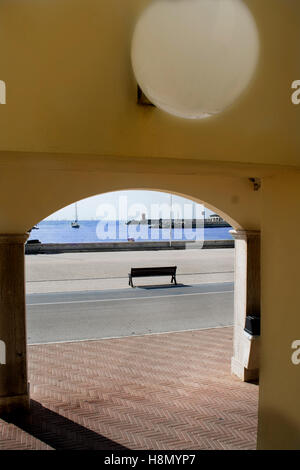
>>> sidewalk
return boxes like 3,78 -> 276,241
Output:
26,248 -> 234,293
0,327 -> 258,450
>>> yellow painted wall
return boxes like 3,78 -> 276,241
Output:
0,0 -> 299,166
0,0 -> 299,449
258,173 -> 300,449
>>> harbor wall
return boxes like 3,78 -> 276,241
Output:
127,219 -> 231,228
25,239 -> 234,254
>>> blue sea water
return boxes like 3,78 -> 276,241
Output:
28,220 -> 233,244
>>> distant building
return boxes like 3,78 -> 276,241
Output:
209,214 -> 223,222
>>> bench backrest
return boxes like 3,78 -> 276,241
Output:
130,266 -> 177,277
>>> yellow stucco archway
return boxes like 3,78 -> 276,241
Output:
28,185 -> 247,232
0,157 -> 260,234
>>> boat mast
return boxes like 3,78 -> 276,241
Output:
169,193 -> 172,248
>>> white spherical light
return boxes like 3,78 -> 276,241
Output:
131,0 -> 259,119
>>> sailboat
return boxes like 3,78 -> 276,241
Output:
71,202 -> 80,228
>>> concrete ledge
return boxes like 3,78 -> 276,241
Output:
231,330 -> 260,382
203,240 -> 234,249
243,331 -> 260,370
0,393 -> 30,416
231,357 -> 259,382
25,239 -> 234,254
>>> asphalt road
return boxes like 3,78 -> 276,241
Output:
26,282 -> 234,344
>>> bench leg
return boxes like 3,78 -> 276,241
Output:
171,275 -> 177,285
129,276 -> 134,288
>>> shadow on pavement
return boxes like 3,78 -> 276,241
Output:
3,400 -> 128,450
136,283 -> 188,290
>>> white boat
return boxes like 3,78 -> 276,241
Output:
71,203 -> 80,228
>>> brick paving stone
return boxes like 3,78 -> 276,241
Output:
0,327 -> 258,450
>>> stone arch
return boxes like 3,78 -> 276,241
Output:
31,186 -> 243,230
0,176 -> 260,415
18,169 -> 261,235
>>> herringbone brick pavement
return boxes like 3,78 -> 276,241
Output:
0,327 -> 258,450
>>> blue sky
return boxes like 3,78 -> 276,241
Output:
45,190 -> 215,221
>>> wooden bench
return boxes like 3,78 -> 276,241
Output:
128,266 -> 177,287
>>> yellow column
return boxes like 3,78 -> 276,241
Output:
0,234 -> 29,414
230,230 -> 260,382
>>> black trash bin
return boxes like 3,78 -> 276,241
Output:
244,315 -> 260,336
